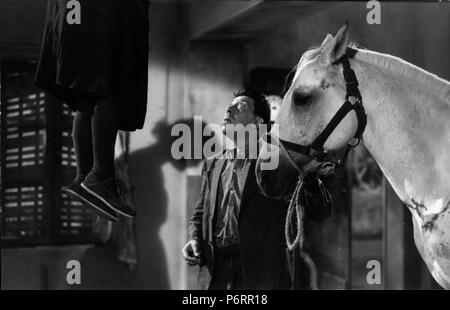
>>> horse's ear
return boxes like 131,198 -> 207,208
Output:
321,23 -> 349,65
321,34 -> 333,47
332,22 -> 349,62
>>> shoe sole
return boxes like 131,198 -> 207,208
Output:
81,183 -> 135,218
65,187 -> 119,222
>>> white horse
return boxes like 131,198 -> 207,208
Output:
256,23 -> 450,289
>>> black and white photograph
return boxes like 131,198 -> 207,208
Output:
0,0 -> 449,296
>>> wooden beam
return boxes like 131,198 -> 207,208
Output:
188,0 -> 262,40
189,1 -> 334,43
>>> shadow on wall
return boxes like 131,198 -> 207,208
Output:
129,118 -> 212,289
75,118 -> 212,289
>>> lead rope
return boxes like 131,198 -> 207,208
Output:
285,163 -> 335,289
285,180 -> 318,289
285,179 -> 305,251
285,163 -> 335,251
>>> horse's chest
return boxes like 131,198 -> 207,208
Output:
409,199 -> 450,252
411,205 -> 450,288
414,204 -> 450,257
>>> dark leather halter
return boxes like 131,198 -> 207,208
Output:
267,54 -> 367,171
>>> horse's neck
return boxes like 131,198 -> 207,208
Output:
351,57 -> 450,209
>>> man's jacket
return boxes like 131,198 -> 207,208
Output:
189,155 -> 333,289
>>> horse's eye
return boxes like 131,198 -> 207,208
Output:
292,91 -> 311,106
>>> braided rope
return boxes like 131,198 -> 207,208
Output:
285,163 -> 336,252
285,163 -> 335,289
285,178 -> 305,251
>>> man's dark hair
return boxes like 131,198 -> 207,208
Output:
234,88 -> 271,125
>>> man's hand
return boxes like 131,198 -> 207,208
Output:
182,240 -> 201,266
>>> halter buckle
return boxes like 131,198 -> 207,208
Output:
349,137 -> 361,148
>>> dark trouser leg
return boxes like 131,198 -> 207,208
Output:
73,101 -> 95,183
208,253 -> 228,290
209,249 -> 245,290
229,255 -> 245,290
91,98 -> 120,181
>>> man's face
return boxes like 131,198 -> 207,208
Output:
222,96 -> 260,131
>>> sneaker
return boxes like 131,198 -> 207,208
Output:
81,173 -> 136,218
64,180 -> 119,222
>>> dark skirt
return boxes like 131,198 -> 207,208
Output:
35,0 -> 150,131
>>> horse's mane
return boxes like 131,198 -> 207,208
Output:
348,45 -> 450,102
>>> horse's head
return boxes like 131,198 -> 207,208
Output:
256,23 -> 361,198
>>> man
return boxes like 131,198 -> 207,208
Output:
182,89 -> 332,290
